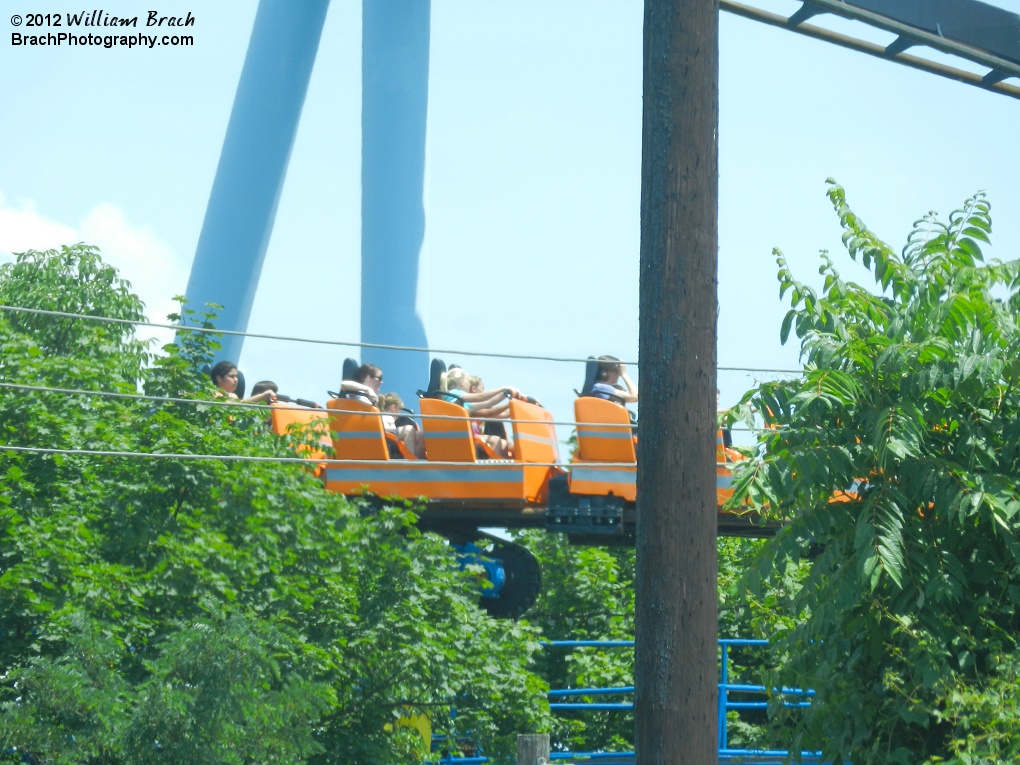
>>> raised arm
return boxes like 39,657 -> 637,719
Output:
456,387 -> 518,405
340,380 -> 379,404
466,397 -> 511,419
239,389 -> 277,405
616,364 -> 638,404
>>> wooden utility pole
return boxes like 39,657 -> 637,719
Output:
516,733 -> 550,765
635,0 -> 719,762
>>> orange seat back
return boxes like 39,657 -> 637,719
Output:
271,404 -> 327,439
326,398 -> 389,461
420,398 -> 476,462
269,404 -> 331,470
574,397 -> 636,463
510,399 -> 560,464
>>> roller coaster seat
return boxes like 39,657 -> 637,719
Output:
508,398 -> 564,504
326,397 -> 390,461
268,403 -> 331,475
508,399 -> 560,464
419,398 -> 478,462
574,397 -> 636,463
570,397 -> 637,502
419,397 -> 516,461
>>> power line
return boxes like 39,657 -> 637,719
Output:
0,381 -> 271,411
719,366 -> 800,375
0,304 -> 627,365
0,381 -> 638,429
0,381 -> 760,432
0,304 -> 804,375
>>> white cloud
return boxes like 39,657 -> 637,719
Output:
0,192 -> 78,256
0,191 -> 187,348
79,202 -> 187,329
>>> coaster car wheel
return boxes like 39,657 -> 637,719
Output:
478,539 -> 541,620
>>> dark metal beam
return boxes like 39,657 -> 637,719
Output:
840,0 -> 1020,67
795,0 -> 1020,77
721,0 -> 1020,101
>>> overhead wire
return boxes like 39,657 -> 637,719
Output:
0,380 -> 760,432
0,302 -> 775,441
0,380 -> 631,429
0,303 -> 804,375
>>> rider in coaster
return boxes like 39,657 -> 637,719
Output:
210,361 -> 277,404
339,363 -> 382,406
590,355 -> 638,405
441,367 -> 524,458
378,392 -> 425,458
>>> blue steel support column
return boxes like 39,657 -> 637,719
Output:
185,0 -> 330,363
361,0 -> 431,403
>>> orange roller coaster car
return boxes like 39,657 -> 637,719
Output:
268,359 -> 771,545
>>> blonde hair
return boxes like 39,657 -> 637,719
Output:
443,367 -> 469,392
467,375 -> 483,392
378,392 -> 404,411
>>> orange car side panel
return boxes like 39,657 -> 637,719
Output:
569,464 -> 637,502
323,461 -> 551,503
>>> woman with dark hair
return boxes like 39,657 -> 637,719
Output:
210,361 -> 277,404
591,355 -> 638,404
339,363 -> 383,405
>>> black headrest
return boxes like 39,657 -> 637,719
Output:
342,357 -> 359,381
580,356 -> 599,397
418,358 -> 447,399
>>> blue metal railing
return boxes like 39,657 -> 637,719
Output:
546,639 -> 823,764
717,638 -> 820,762
436,638 -> 826,764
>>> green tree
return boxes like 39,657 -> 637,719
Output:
0,245 -> 549,764
0,244 -> 149,380
729,183 -> 1020,764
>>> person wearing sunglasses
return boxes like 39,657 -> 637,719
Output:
339,363 -> 383,406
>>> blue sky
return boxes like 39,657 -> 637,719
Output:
2,0 -> 1018,442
